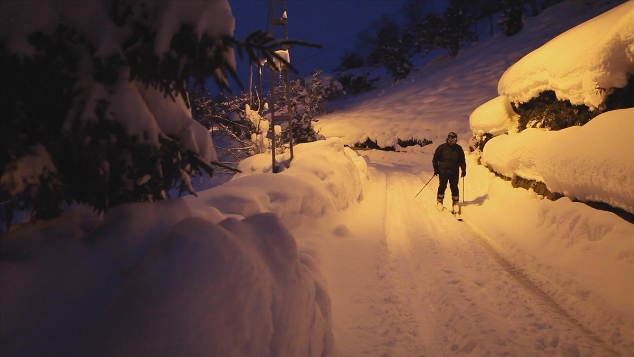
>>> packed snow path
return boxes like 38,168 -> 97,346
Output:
318,156 -> 621,357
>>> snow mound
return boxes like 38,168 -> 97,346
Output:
1,138 -> 367,356
90,214 -> 332,357
482,108 -> 634,213
469,95 -> 519,137
498,1 -> 634,109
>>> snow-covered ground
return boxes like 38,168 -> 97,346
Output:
319,144 -> 633,357
1,1 -> 633,357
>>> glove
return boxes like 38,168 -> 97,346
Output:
461,170 -> 466,177
434,168 -> 440,176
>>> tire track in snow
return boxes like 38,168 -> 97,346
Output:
383,170 -> 507,356
383,170 -> 450,357
380,167 -> 620,357
460,219 -> 623,357
323,166 -> 429,357
363,168 -> 429,357
382,171 -> 438,357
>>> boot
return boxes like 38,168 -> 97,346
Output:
436,194 -> 444,211
451,196 -> 460,214
452,196 -> 460,215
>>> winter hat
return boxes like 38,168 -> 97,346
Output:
447,132 -> 457,139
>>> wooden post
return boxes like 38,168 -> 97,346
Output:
268,0 -> 293,173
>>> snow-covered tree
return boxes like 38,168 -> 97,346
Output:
189,89 -> 254,136
0,0 -> 298,219
276,70 -> 341,144
188,87 -> 263,166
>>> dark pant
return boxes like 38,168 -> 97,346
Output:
437,171 -> 459,203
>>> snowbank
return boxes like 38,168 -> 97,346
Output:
481,108 -> 634,213
1,138 -> 364,357
469,95 -> 519,137
463,155 -> 634,349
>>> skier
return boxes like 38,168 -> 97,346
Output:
432,132 -> 466,215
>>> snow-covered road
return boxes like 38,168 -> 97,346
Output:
312,153 -> 621,357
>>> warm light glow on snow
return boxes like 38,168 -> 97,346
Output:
1,1 -> 633,357
498,1 -> 634,109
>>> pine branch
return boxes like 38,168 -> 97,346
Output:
232,30 -> 322,74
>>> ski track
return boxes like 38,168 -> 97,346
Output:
326,163 -> 621,357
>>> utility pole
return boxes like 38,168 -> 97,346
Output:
268,0 -> 293,173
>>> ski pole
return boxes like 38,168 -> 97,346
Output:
462,176 -> 465,203
415,175 -> 436,198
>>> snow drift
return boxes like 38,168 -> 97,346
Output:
1,138 -> 365,357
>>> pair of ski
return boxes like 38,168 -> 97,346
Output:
437,202 -> 462,221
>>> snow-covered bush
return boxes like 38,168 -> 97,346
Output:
0,137 -> 360,356
469,95 -> 519,151
471,1 -> 634,147
277,70 -> 342,144
513,75 -> 634,131
514,90 -> 596,130
189,89 -> 256,140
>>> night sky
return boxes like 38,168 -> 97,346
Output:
230,0 -> 395,76
227,0 -> 447,90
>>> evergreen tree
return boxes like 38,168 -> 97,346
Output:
402,3 -> 475,59
401,0 -> 436,55
479,0 -> 505,36
540,0 -> 565,10
367,16 -> 413,81
335,72 -> 379,95
442,5 -> 476,57
500,0 -> 526,36
334,51 -> 365,72
0,1 -> 307,220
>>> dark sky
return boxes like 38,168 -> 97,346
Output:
230,0 -> 399,77
226,0 -> 448,92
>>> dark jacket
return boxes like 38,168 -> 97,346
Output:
432,142 -> 466,175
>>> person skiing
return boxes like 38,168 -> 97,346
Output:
432,132 -> 466,215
